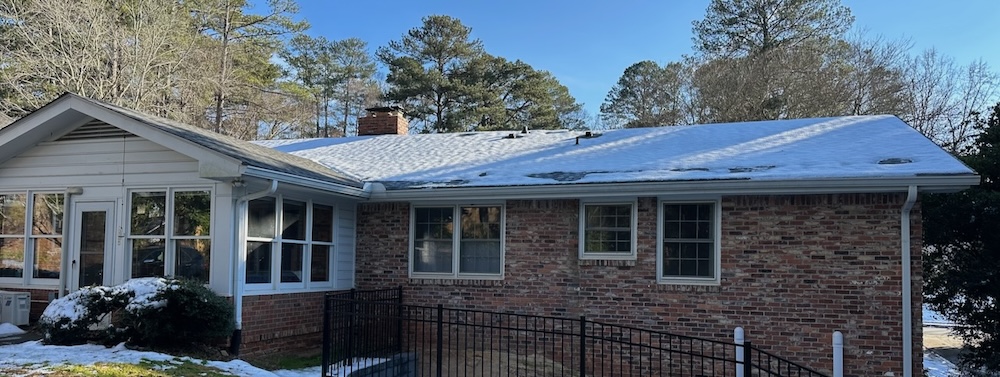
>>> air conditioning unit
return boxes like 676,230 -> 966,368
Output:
0,291 -> 30,326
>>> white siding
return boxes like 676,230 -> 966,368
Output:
335,202 -> 356,290
0,138 -> 202,188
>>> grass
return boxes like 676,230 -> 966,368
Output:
1,358 -> 238,377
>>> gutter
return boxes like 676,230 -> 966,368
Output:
901,185 -> 917,377
369,175 -> 979,202
243,166 -> 367,199
230,179 -> 277,356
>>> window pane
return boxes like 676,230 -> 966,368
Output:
584,204 -> 631,254
0,194 -> 26,235
132,239 -> 165,278
662,202 -> 716,279
174,191 -> 211,236
246,241 -> 271,283
414,207 -> 454,274
414,240 -> 452,273
415,208 -> 452,239
461,207 -> 501,239
33,238 -> 61,279
282,200 -> 306,240
312,204 -> 333,242
459,240 -> 500,274
32,194 -> 63,235
311,245 -> 330,282
131,192 -> 166,236
281,243 -> 303,282
248,198 -> 276,238
175,239 -> 209,282
0,238 -> 24,277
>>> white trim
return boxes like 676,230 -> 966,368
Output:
578,200 -> 638,260
244,166 -> 366,199
409,204 -> 506,280
656,198 -> 722,285
370,176 -> 977,202
901,185 -> 917,377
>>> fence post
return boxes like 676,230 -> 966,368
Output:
833,331 -> 844,377
734,327 -> 744,377
346,288 -> 356,367
743,341 -> 753,377
396,286 -> 404,353
322,294 -> 332,377
579,316 -> 587,377
435,304 -> 444,377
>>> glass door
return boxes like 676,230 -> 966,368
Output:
71,201 -> 115,290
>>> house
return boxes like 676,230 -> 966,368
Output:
0,93 -> 977,376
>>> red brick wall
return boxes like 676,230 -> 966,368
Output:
239,291 -> 336,357
355,194 -> 923,377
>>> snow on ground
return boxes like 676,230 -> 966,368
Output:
0,323 -> 25,338
0,339 -> 383,377
924,351 -> 961,377
0,340 -> 334,377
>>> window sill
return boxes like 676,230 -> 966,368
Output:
408,278 -> 505,287
655,282 -> 722,293
578,259 -> 636,267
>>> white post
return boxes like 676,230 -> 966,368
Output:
833,331 -> 844,377
734,327 -> 745,377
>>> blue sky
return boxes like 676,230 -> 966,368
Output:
287,0 -> 1000,116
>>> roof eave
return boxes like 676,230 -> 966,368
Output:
243,166 -> 369,199
367,175 -> 980,202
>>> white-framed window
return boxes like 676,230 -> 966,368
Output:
657,200 -> 721,285
128,189 -> 212,283
410,204 -> 504,279
0,192 -> 64,285
579,201 -> 637,260
245,196 -> 334,290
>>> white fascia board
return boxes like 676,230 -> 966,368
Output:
243,166 -> 369,199
0,100 -> 81,163
66,97 -> 243,178
368,175 -> 980,202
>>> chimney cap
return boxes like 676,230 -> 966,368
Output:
365,105 -> 404,113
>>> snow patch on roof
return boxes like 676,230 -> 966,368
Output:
254,115 -> 974,190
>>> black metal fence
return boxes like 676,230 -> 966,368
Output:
321,287 -> 829,377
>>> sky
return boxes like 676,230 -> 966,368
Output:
278,1 -> 1000,117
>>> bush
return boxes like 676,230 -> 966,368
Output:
39,278 -> 234,348
121,279 -> 235,347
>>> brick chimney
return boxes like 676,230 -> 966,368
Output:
357,106 -> 408,136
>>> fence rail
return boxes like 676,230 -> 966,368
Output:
321,287 -> 829,377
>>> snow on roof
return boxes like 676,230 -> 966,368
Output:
254,115 -> 974,190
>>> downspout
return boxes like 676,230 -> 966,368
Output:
901,185 -> 917,377
230,179 -> 277,356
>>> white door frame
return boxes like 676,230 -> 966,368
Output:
68,201 -> 117,291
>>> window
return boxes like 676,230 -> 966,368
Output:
245,197 -> 334,288
0,194 -> 27,278
31,194 -> 64,279
0,192 -> 64,282
411,205 -> 503,278
128,189 -> 211,283
579,202 -> 636,260
658,201 -> 720,284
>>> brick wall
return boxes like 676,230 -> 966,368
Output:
239,291 -> 334,357
357,112 -> 408,136
355,194 -> 923,377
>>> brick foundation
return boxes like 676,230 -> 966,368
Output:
355,194 -> 923,377
239,291 -> 338,357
